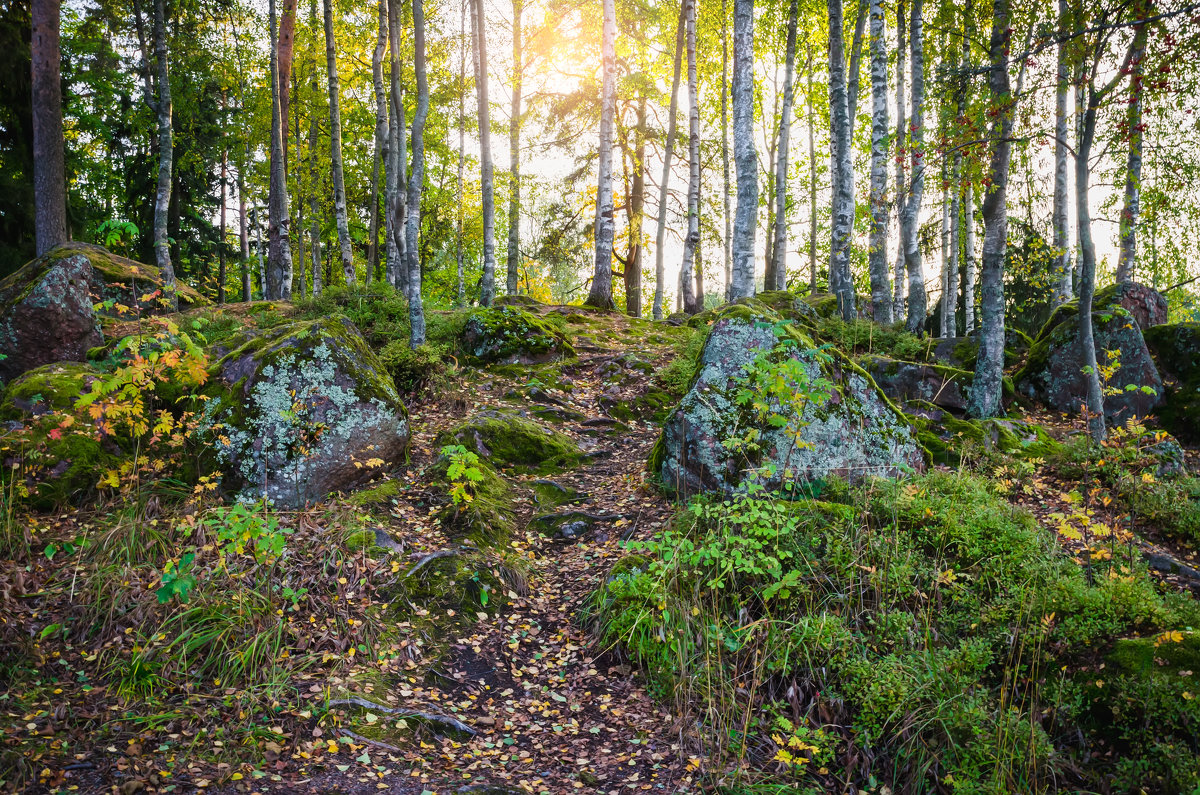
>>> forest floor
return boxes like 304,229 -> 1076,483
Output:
7,303 -> 1200,795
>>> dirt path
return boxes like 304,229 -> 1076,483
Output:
257,320 -> 696,794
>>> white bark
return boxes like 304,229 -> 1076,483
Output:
1052,0 -> 1071,304
268,0 -> 293,299
827,0 -> 856,319
901,0 -> 926,332
867,0 -> 891,323
729,0 -> 757,300
721,0 -> 731,301
323,0 -> 354,285
680,0 -> 701,312
585,0 -> 617,309
471,0 -> 497,306
769,0 -> 799,293
406,0 -> 428,345
507,0 -> 522,296
891,0 -> 906,320
652,3 -> 685,319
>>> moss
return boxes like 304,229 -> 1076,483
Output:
913,412 -> 1060,466
1109,632 -> 1200,678
427,454 -> 518,542
348,479 -> 401,507
435,409 -> 582,474
493,294 -> 543,308
342,529 -> 382,552
530,479 -> 581,509
0,362 -> 101,420
462,306 -> 574,365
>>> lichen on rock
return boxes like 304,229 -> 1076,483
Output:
201,315 -> 409,509
653,311 -> 926,497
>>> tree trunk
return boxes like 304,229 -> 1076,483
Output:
846,0 -> 868,136
293,80 -> 306,298
901,0 -> 926,332
585,0 -> 618,310
1077,99 -> 1105,439
239,153 -> 252,300
369,0 -> 389,282
680,0 -> 702,313
966,0 -> 1012,420
769,0 -> 799,293
471,0 -> 497,306
1116,10 -> 1148,284
721,0 -> 732,301
268,0 -> 294,300
891,0 -> 906,320
653,2 -> 686,319
219,137 -> 227,303
807,42 -> 818,294
406,0 -> 429,345
307,0 -> 323,297
729,0 -> 757,300
507,0 -> 523,296
963,183 -> 976,332
31,0 -> 67,255
456,0 -> 467,305
386,0 -> 406,292
147,0 -> 176,306
627,96 -> 646,317
940,175 -> 953,336
323,0 -> 354,285
861,0 -> 890,323
277,0 -> 299,165
827,0 -> 856,319
1052,0 -> 1071,304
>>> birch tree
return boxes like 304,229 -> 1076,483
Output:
729,0 -> 757,300
386,0 -> 406,292
472,0 -> 497,306
307,0 -> 323,297
680,0 -> 701,314
267,0 -> 293,299
900,0 -> 926,332
1052,0 -> 1072,303
323,0 -> 354,285
1116,3 -> 1150,284
585,0 -> 618,309
369,0 -> 390,280
721,0 -> 732,300
892,0 -> 907,319
768,0 -> 799,293
134,0 -> 177,305
652,3 -> 685,319
456,0 -> 467,305
867,0 -> 891,322
508,0 -> 523,296
406,0 -> 429,345
827,0 -> 856,319
966,0 -> 1013,420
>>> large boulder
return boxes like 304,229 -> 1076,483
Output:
1096,281 -> 1168,331
1016,295 -> 1163,425
651,308 -> 926,496
201,315 -> 409,508
0,243 -> 207,382
434,408 -> 582,474
862,356 -> 972,412
461,305 -> 574,365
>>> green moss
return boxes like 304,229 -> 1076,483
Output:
348,479 -> 401,507
0,362 -> 100,420
1109,632 -> 1200,678
435,410 -> 581,474
462,306 -> 574,364
426,453 -> 518,542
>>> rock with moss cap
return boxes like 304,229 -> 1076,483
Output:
652,309 -> 926,497
0,361 -> 120,506
1016,294 -> 1162,425
201,315 -> 409,508
0,243 -> 209,382
435,408 -> 582,474
861,355 -> 973,412
1143,322 -> 1200,440
461,305 -> 573,365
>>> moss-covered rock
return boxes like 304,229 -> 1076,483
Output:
653,310 -> 926,496
1094,281 -> 1168,331
461,306 -> 573,365
200,315 -> 410,508
434,409 -> 581,474
427,453 -> 517,541
800,291 -> 872,320
1144,322 -> 1200,440
911,409 -> 1061,465
861,355 -> 973,412
1016,297 -> 1162,425
0,362 -> 120,506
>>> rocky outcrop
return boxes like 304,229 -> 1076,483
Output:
201,315 -> 409,508
1016,296 -> 1163,425
862,356 -> 972,412
0,243 -> 207,382
435,408 -> 581,474
1096,281 -> 1168,331
461,306 -> 574,365
652,308 -> 926,497
1144,322 -> 1200,440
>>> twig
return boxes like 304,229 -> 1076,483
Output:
403,550 -> 459,580
327,697 -> 477,736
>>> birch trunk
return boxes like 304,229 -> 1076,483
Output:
293,83 -> 305,298
456,0 -> 466,305
721,0 -> 732,301
866,0 -> 891,322
652,2 -> 685,319
387,0 -> 406,293
585,0 -> 618,309
1077,97 -> 1105,439
769,0 -> 799,293
680,0 -> 702,313
471,0 -> 497,306
846,0 -> 868,137
627,97 -> 646,317
966,0 -> 1012,420
1116,11 -> 1148,284
268,0 -> 294,299
507,0 -> 522,296
369,0 -> 389,281
31,0 -> 67,254
827,0 -> 856,319
1052,0 -> 1071,303
323,0 -> 354,285
729,0 -> 757,300
901,0 -> 926,333
218,138 -> 227,303
807,43 -> 818,294
939,176 -> 952,336
148,0 -> 177,305
406,0 -> 429,345
277,0 -> 298,164
239,153 -> 252,300
963,183 -> 976,333
308,0 -> 323,297
891,0 -> 906,319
